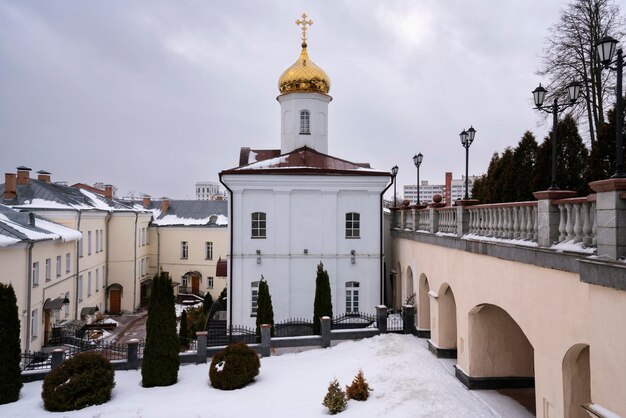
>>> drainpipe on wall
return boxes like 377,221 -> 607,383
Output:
74,210 -> 82,319
25,241 -> 34,352
104,212 -> 112,312
218,173 -> 233,329
133,212 -> 138,311
379,176 -> 394,306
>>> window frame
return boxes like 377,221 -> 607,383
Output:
205,241 -> 214,260
180,241 -> 189,259
207,276 -> 214,289
251,281 -> 260,317
66,253 -> 71,273
251,212 -> 267,239
299,110 -> 311,135
45,258 -> 51,282
32,261 -> 39,287
88,230 -> 92,255
345,281 -> 360,313
345,212 -> 361,239
31,309 -> 38,339
56,255 -> 62,278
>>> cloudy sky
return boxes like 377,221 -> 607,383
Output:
0,1 -> 567,199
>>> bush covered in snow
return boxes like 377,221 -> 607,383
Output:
346,369 -> 372,401
209,343 -> 260,390
322,378 -> 347,414
42,352 -> 115,412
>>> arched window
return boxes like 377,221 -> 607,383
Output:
251,281 -> 260,316
345,212 -> 360,238
251,212 -> 267,238
300,110 -> 310,134
345,281 -> 360,313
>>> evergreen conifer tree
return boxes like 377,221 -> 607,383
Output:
255,276 -> 275,338
202,292 -> 213,314
0,283 -> 22,404
142,271 -> 180,387
313,262 -> 333,335
513,132 -> 538,201
179,309 -> 189,350
588,98 -> 625,182
497,147 -> 516,202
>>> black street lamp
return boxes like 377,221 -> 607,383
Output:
391,165 -> 399,207
412,153 -> 423,204
459,127 -> 476,200
532,80 -> 582,189
596,35 -> 625,178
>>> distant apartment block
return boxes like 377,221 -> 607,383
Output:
403,172 -> 477,205
195,181 -> 225,200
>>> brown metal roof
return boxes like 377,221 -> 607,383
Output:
238,148 -> 282,167
223,146 -> 389,176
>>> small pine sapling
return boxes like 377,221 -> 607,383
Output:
346,369 -> 372,401
179,309 -> 189,351
322,378 -> 347,414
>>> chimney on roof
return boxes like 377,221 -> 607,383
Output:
4,173 -> 17,199
16,166 -> 31,185
445,172 -> 452,207
104,185 -> 113,199
161,198 -> 170,213
142,195 -> 151,208
37,170 -> 51,183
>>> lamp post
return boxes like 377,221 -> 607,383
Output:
391,165 -> 399,207
459,127 -> 476,200
532,80 -> 582,189
412,153 -> 423,204
596,36 -> 625,178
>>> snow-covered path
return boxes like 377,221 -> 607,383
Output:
1,334 -> 530,417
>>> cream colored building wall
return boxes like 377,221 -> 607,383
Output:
107,212 -> 151,312
74,212 -> 107,318
0,243 -> 29,351
152,226 -> 228,300
392,238 -> 626,418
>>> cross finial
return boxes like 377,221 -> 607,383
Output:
295,13 -> 313,43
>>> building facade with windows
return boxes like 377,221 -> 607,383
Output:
195,181 -> 225,200
403,173 -> 478,205
220,24 -> 390,328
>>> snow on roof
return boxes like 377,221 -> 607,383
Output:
152,213 -> 228,226
0,207 -> 82,247
13,198 -> 90,210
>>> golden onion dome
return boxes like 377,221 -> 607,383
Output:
278,41 -> 331,95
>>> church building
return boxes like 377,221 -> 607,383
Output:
220,15 -> 391,328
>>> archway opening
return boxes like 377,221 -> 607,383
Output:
405,266 -> 414,305
429,283 -> 457,359
464,304 -> 535,414
562,344 -> 590,418
417,274 -> 430,337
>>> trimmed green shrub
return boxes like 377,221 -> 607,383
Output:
255,276 -> 274,338
202,292 -> 214,314
179,309 -> 189,350
323,378 -> 347,414
313,262 -> 333,335
209,343 -> 260,390
142,271 -> 180,387
187,306 -> 207,340
346,369 -> 372,401
42,352 -> 115,412
0,283 -> 22,404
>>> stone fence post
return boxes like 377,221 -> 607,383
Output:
590,179 -> 626,259
402,305 -> 416,335
533,190 -> 576,248
455,199 -> 479,237
260,324 -> 271,357
196,332 -> 208,364
376,305 -> 388,334
127,339 -> 139,370
51,348 -> 65,370
321,316 -> 331,348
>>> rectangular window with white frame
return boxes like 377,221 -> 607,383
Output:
251,281 -> 259,316
101,229 -> 104,252
102,266 -> 106,288
45,258 -> 51,282
32,262 -> 39,287
207,276 -> 214,289
96,269 -> 99,292
181,241 -> 188,259
345,212 -> 360,238
56,255 -> 62,278
251,212 -> 266,238
181,275 -> 188,289
78,275 -> 83,302
88,230 -> 92,255
95,230 -> 99,253
88,271 -> 92,297
205,242 -> 213,260
31,309 -> 38,339
345,281 -> 360,313
66,253 -> 71,273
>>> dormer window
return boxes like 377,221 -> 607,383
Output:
300,110 -> 310,134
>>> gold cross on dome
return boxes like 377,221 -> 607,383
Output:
295,13 -> 313,42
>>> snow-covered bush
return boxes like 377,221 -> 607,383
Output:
209,343 -> 260,390
346,369 -> 372,401
322,378 -> 347,414
42,352 -> 115,412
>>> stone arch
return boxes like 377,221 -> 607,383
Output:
562,344 -> 590,418
417,273 -> 430,330
405,266 -> 414,305
437,282 -> 457,351
465,303 -> 534,389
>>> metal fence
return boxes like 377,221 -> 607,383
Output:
332,312 -> 377,330
206,325 -> 257,347
274,318 -> 314,337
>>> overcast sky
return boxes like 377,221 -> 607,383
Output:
0,1 -> 568,199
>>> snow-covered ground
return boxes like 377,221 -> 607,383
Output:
1,334 -> 531,417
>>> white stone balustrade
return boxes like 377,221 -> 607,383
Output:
417,209 -> 430,231
466,202 -> 538,242
437,208 -> 457,234
553,197 -> 596,246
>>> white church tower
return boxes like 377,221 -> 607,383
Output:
220,14 -> 391,329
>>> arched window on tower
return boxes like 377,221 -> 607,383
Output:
300,110 -> 310,134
